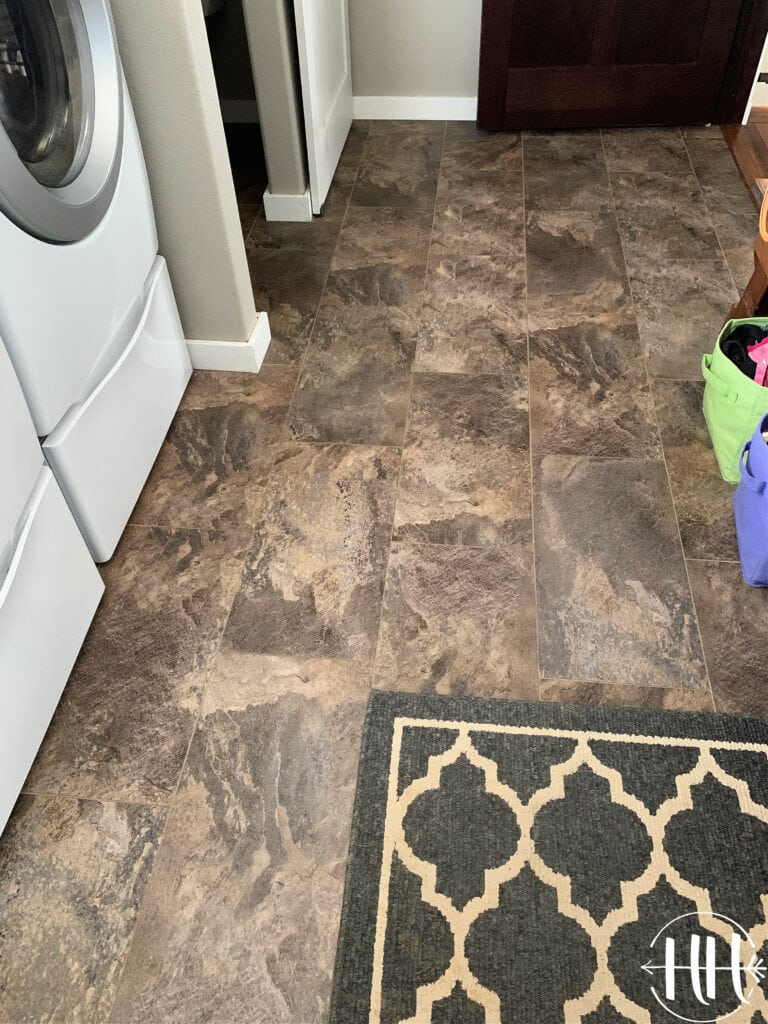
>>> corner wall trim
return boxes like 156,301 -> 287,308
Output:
262,186 -> 313,222
352,96 -> 478,120
186,312 -> 271,372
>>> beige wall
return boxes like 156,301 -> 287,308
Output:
348,0 -> 482,97
111,0 -> 256,344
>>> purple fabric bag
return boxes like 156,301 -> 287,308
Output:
733,411 -> 768,587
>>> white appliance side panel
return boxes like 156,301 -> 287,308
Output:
0,90 -> 157,435
44,257 -> 192,563
0,341 -> 42,544
0,468 -> 103,834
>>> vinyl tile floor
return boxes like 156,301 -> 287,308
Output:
1,123 -> 766,1024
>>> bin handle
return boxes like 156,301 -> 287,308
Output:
701,354 -> 739,403
739,441 -> 766,494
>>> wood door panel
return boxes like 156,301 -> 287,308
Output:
478,0 -> 764,129
508,0 -> 598,68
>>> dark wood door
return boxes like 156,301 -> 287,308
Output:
478,0 -> 765,129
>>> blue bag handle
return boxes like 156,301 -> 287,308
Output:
739,441 -> 767,494
701,355 -> 739,403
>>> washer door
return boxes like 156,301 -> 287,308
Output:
0,0 -> 122,243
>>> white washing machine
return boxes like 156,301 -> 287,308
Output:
0,0 -> 191,561
0,337 -> 103,833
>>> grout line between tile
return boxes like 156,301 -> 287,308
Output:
369,121 -> 447,680
601,127 -> 716,709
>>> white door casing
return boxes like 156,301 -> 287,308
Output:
293,0 -> 353,215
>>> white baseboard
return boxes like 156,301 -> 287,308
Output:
352,95 -> 478,121
262,186 -> 313,222
186,312 -> 271,372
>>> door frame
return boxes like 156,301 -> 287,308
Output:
716,0 -> 768,122
478,0 -> 768,129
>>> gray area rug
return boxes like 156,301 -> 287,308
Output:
330,692 -> 768,1024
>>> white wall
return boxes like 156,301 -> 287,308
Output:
348,0 -> 482,100
111,0 -> 257,346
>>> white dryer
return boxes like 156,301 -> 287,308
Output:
0,337 -> 103,833
0,0 -> 191,561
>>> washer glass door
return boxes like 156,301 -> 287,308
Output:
0,0 -> 88,188
0,0 -> 122,243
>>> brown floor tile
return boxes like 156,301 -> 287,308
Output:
374,540 -> 538,697
0,796 -> 164,1024
443,122 -> 522,172
611,171 -> 722,261
685,138 -> 757,286
323,209 -> 430,308
109,663 -> 367,1024
133,367 -> 297,529
351,127 -> 441,209
406,369 -> 529,448
540,677 -> 715,712
221,443 -> 399,660
416,252 -> 527,374
652,379 -> 738,561
524,132 -> 611,211
25,525 -> 250,803
338,120 -> 370,168
534,455 -> 707,689
687,560 -> 768,717
394,368 -> 531,547
529,320 -> 661,458
626,258 -> 737,379
601,127 -> 690,175
287,304 -> 417,445
333,205 -> 432,265
246,179 -> 351,254
431,162 -> 525,260
526,210 -> 632,327
250,250 -> 331,364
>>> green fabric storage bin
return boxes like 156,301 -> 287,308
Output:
703,317 -> 768,484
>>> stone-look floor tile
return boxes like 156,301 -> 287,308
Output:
601,127 -> 689,175
395,367 -> 530,546
351,127 -> 441,209
221,444 -> 399,660
416,253 -> 527,374
246,179 -> 350,254
0,795 -> 164,1024
394,444 -> 531,548
611,171 -> 722,261
534,455 -> 707,689
442,122 -> 522,172
652,379 -> 738,561
132,367 -> 297,529
406,370 -> 529,448
250,250 -> 331,364
525,210 -> 633,327
685,137 -> 757,286
25,525 -> 250,803
431,161 -> 525,260
323,207 -> 431,309
374,540 -> 538,697
681,126 -> 724,140
540,678 -> 715,712
529,321 -> 661,459
368,119 -> 444,138
337,119 -> 370,168
627,258 -> 737,379
333,206 -> 433,264
110,664 -> 368,1024
687,560 -> 768,717
239,204 -> 259,238
524,132 -> 611,211
287,305 -> 417,445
